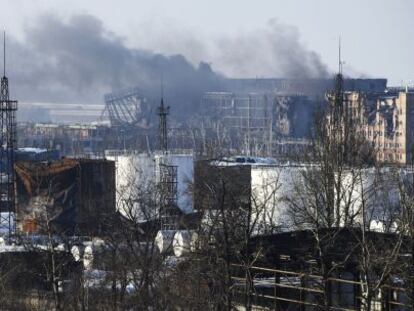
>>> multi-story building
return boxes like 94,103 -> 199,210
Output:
18,123 -> 116,156
343,90 -> 414,164
202,92 -> 315,156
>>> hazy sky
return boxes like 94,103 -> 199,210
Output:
0,0 -> 413,86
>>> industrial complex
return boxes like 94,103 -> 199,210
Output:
0,35 -> 414,310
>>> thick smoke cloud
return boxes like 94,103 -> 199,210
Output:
131,18 -> 329,79
7,14 -> 329,119
213,19 -> 329,78
9,14 -> 222,117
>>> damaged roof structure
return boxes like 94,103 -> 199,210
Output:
15,158 -> 116,236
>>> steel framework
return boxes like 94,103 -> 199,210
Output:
104,87 -> 149,128
202,92 -> 273,156
158,163 -> 178,230
0,42 -> 17,235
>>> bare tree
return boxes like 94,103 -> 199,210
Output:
284,72 -> 380,310
174,159 -> 285,310
79,158 -> 175,311
395,167 -> 414,310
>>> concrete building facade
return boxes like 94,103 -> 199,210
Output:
344,91 -> 414,164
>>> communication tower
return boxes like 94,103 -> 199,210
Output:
0,32 -> 17,235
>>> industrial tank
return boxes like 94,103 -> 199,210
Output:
79,239 -> 105,270
70,245 -> 85,262
173,230 -> 198,257
155,230 -> 176,254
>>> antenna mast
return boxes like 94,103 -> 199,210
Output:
334,36 -> 344,105
339,36 -> 342,75
0,31 -> 18,236
157,78 -> 169,153
3,30 -> 5,77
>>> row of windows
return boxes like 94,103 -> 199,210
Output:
377,120 -> 403,125
363,131 -> 403,138
378,153 -> 404,160
377,143 -> 401,148
365,131 -> 384,136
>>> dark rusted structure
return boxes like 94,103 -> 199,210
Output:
193,160 -> 252,212
231,229 -> 413,310
14,158 -> 116,235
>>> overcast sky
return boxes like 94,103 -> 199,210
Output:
0,0 -> 413,95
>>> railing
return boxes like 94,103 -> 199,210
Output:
230,264 -> 412,311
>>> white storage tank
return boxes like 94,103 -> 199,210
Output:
173,230 -> 198,257
155,230 -> 176,254
105,152 -> 156,219
70,245 -> 85,262
83,244 -> 94,270
82,239 -> 105,270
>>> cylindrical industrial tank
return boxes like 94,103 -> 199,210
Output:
82,239 -> 105,270
155,230 -> 176,254
70,245 -> 85,262
83,243 -> 94,270
173,230 -> 198,257
370,220 -> 384,232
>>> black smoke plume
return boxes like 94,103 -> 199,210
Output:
7,14 -> 329,121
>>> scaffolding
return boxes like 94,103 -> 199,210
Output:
158,163 -> 178,230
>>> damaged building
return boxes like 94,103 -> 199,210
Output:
203,92 -> 314,138
18,123 -> 116,156
223,78 -> 387,96
15,158 -> 116,235
341,90 -> 414,164
202,92 -> 315,156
